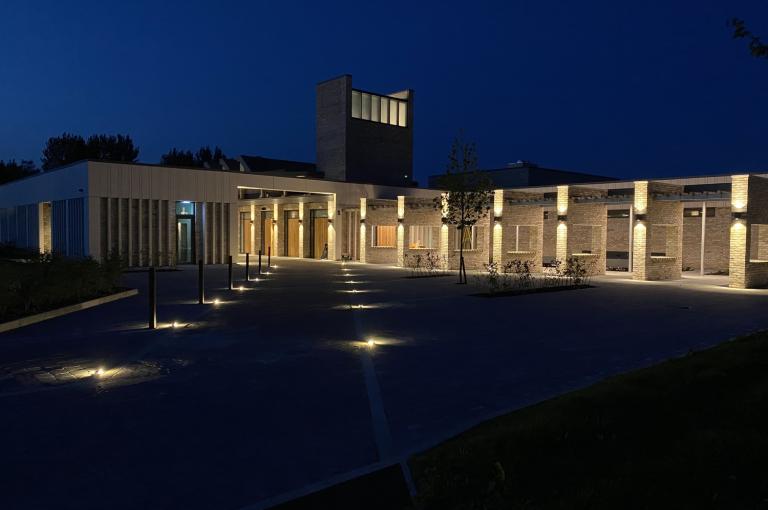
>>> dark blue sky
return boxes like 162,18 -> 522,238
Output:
1,0 -> 767,184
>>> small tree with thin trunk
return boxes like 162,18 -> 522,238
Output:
433,136 -> 493,284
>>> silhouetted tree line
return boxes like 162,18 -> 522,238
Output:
2,133 -> 230,185
41,133 -> 139,170
0,160 -> 37,185
160,146 -> 227,168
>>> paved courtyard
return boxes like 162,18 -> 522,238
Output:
2,259 -> 768,509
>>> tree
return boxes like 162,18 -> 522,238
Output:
0,159 -> 37,185
41,133 -> 88,170
194,146 -> 226,168
41,132 -> 139,170
729,18 -> 768,59
160,146 -> 226,168
86,134 -> 139,162
160,148 -> 195,166
433,135 -> 493,284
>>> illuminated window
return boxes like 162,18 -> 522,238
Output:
371,225 -> 396,247
351,90 -> 362,118
454,226 -> 477,250
683,207 -> 715,218
350,89 -> 407,128
176,201 -> 194,216
408,225 -> 437,249
371,96 -> 380,122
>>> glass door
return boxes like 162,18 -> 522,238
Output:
177,218 -> 194,264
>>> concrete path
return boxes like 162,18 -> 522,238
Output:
1,259 -> 767,509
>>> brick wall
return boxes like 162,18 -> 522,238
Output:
500,203 -> 543,271
567,202 -> 608,274
402,198 -> 444,267
681,206 -> 730,273
365,199 -> 398,265
543,210 -> 556,262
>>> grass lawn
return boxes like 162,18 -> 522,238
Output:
410,331 -> 768,509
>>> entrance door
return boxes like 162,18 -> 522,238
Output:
262,214 -> 273,257
311,209 -> 329,259
285,211 -> 300,257
177,218 -> 194,264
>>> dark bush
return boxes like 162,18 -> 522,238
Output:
0,251 -> 123,321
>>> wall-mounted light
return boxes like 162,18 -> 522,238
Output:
360,218 -> 365,224
328,218 -> 333,224
557,214 -> 568,222
732,211 -> 747,221
272,219 -> 277,224
397,218 -> 404,223
634,213 -> 647,222
441,217 -> 450,224
493,215 -> 502,223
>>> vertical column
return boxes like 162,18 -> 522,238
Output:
359,198 -> 367,263
628,205 -> 634,273
250,203 -> 257,255
729,175 -> 749,288
168,201 -> 175,266
138,199 -> 144,267
555,185 -> 569,261
195,202 -> 204,264
492,189 -> 504,263
632,181 -> 649,280
327,195 -> 337,260
221,202 -> 228,263
211,202 -> 218,264
273,203 -> 280,256
298,202 -> 305,258
440,193 -> 449,269
396,196 -> 405,267
700,201 -> 707,276
148,200 -> 155,266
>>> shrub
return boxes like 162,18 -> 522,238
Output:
0,252 -> 123,321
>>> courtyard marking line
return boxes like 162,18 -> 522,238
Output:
348,266 -> 418,497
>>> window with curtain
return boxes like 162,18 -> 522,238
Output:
454,226 -> 477,250
408,225 -> 437,249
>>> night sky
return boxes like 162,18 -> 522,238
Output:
1,0 -> 767,185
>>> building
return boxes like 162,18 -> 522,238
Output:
1,76 -> 768,289
317,75 -> 414,187
428,161 -> 613,189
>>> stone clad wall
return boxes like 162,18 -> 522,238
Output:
568,201 -> 608,274
402,198 -> 444,268
447,219 -> 490,270
681,206 -> 730,273
501,203 -> 543,271
365,199 -> 398,265
646,189 -> 683,281
542,211 -> 557,262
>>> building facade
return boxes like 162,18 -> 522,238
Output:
1,76 -> 767,289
